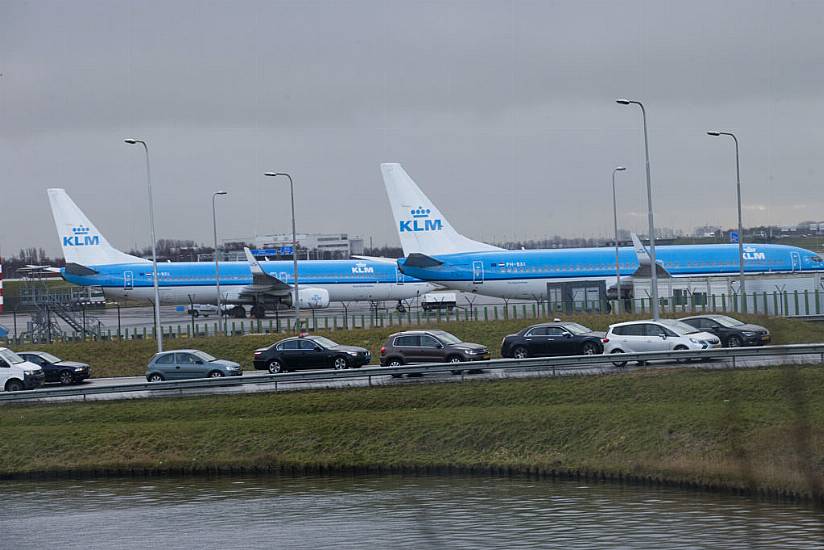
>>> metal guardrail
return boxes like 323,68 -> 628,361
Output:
1,343 -> 823,404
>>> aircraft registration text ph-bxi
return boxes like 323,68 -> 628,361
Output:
49,163 -> 824,312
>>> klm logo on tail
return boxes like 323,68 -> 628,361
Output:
63,226 -> 100,247
400,207 -> 443,233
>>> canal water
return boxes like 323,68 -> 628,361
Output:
2,475 -> 822,549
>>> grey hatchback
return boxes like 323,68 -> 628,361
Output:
146,349 -> 242,381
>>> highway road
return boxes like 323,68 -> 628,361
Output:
9,347 -> 823,404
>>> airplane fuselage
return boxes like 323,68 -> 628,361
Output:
398,243 -> 824,299
62,259 -> 436,305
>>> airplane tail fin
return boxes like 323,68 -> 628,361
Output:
48,188 -> 149,266
380,163 -> 501,256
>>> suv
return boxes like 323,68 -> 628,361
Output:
0,347 -> 45,391
679,314 -> 770,347
603,319 -> 720,367
380,330 -> 489,371
501,321 -> 604,358
253,336 -> 371,373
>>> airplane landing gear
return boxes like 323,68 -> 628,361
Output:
230,305 -> 247,319
250,304 -> 266,319
395,301 -> 407,313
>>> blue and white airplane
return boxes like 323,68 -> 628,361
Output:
48,188 -> 436,316
380,163 -> 824,300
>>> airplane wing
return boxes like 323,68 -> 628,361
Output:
351,255 -> 398,265
629,233 -> 672,278
239,247 -> 293,296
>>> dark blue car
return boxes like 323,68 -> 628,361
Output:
18,351 -> 91,385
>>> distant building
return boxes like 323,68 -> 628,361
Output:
218,233 -> 364,260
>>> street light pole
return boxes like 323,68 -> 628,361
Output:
212,191 -> 228,334
612,166 -> 627,314
617,99 -> 659,320
708,131 -> 745,311
124,138 -> 163,352
264,172 -> 300,331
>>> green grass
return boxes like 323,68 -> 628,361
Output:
9,314 -> 824,379
1,366 -> 823,498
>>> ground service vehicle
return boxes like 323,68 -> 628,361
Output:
0,347 -> 45,391
146,350 -> 242,381
603,319 -> 720,367
679,315 -> 770,347
421,292 -> 458,311
18,351 -> 91,385
500,322 -> 604,359
380,330 -> 489,373
253,336 -> 371,373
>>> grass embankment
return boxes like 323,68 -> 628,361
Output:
1,366 -> 823,499
10,314 -> 824,379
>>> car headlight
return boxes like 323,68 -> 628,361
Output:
741,331 -> 755,336
346,351 -> 359,356
23,370 -> 34,376
689,338 -> 700,344
74,367 -> 85,371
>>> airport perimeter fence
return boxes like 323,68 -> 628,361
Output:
2,288 -> 824,346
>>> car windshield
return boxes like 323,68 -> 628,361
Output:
0,349 -> 25,365
561,322 -> 592,335
192,351 -> 217,362
711,315 -> 744,328
309,336 -> 339,349
36,352 -> 62,363
429,331 -> 462,345
657,319 -> 701,335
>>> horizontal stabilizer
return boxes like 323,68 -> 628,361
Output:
403,253 -> 444,268
63,263 -> 99,276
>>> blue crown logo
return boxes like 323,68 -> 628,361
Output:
72,226 -> 90,235
410,207 -> 430,219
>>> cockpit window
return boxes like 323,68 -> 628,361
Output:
810,255 -> 823,263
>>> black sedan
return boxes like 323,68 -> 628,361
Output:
500,322 -> 604,359
679,314 -> 771,347
253,335 -> 371,373
17,351 -> 91,385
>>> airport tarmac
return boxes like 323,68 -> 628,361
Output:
0,292 -> 537,338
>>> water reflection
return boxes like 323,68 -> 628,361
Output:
2,475 -> 822,549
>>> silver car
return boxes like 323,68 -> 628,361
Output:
146,349 -> 242,382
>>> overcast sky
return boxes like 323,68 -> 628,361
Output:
2,0 -> 824,257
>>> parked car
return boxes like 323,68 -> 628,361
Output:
379,330 -> 489,373
678,314 -> 771,347
0,347 -> 45,391
500,321 -> 604,359
146,349 -> 242,381
603,319 -> 721,367
17,351 -> 91,385
253,336 -> 371,373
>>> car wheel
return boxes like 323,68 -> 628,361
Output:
208,370 -> 225,378
674,345 -> 690,363
582,343 -> 599,355
610,349 -> 627,368
5,379 -> 24,392
147,373 -> 164,382
268,360 -> 284,374
512,346 -> 528,359
333,356 -> 349,370
59,370 -> 75,385
387,358 -> 403,367
727,335 -> 742,348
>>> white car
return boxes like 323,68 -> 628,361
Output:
0,347 -> 45,391
603,319 -> 721,367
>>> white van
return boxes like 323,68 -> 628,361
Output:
0,348 -> 45,391
421,292 -> 458,312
